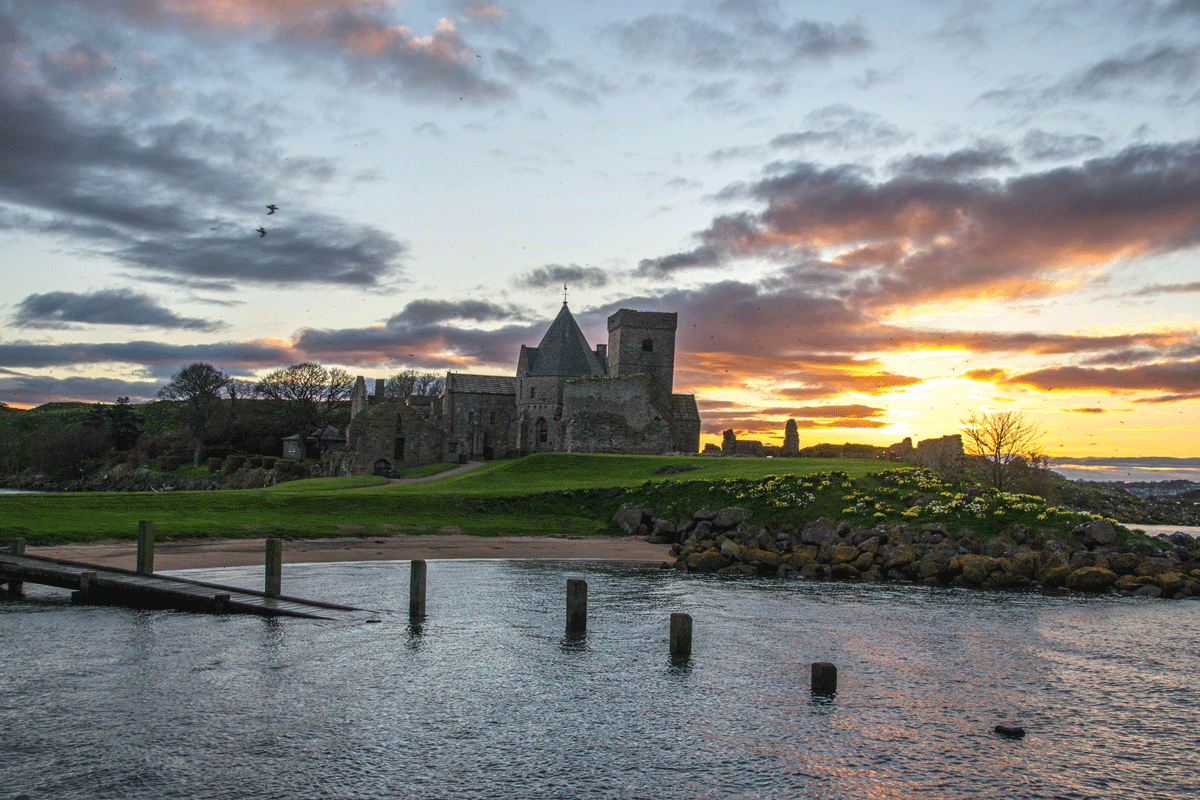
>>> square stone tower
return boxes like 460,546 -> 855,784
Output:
607,309 -> 677,403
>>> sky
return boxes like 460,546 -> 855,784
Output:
1,0 -> 1199,478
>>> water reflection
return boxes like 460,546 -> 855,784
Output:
2,560 -> 1198,800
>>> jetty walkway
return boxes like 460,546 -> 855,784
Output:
1,533 -> 377,622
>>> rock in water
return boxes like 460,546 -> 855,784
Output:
994,724 -> 1025,738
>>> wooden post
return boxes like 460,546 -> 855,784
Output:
409,559 -> 426,618
812,662 -> 837,695
136,521 -> 154,575
213,593 -> 230,614
566,578 -> 587,634
72,571 -> 97,605
670,612 -> 692,658
265,538 -> 282,598
7,539 -> 25,594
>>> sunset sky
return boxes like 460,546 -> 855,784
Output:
2,1 -> 1198,478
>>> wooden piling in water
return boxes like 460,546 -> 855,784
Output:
409,559 -> 426,618
670,612 -> 692,657
566,578 -> 587,634
811,662 -> 837,695
265,538 -> 282,598
6,539 -> 25,594
136,521 -> 154,575
213,593 -> 230,614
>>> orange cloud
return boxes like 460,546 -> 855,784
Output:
964,367 -> 1008,381
1004,359 -> 1200,398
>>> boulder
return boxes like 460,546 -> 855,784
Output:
801,518 -> 839,546
1065,567 -> 1118,592
652,518 -> 678,541
1041,565 -> 1074,587
1136,557 -> 1175,577
693,508 -> 719,521
1106,552 -> 1140,574
714,507 -> 752,529
983,539 -> 1012,559
954,554 -> 996,585
612,503 -> 646,534
883,545 -> 917,570
1074,520 -> 1116,548
852,552 -> 875,572
686,550 -> 728,573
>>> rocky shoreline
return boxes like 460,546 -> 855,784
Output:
614,503 -> 1200,599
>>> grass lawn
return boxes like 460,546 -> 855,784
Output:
0,454 -> 892,544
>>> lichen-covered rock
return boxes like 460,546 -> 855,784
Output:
693,508 -> 719,521
1106,552 -> 1140,574
1041,565 -> 1074,587
883,545 -> 917,570
852,552 -> 875,572
830,544 -> 859,565
953,554 -> 996,585
1065,567 -> 1118,592
686,550 -> 728,573
1136,557 -> 1175,576
1157,572 -> 1186,596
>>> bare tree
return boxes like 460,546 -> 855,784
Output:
383,369 -> 446,399
960,410 -> 1044,492
256,362 -> 353,455
157,363 -> 232,467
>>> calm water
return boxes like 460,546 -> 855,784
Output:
2,560 -> 1198,800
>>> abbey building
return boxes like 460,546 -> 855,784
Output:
323,304 -> 701,476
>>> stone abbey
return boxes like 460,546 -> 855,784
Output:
323,303 -> 701,476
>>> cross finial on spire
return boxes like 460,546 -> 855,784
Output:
563,284 -> 568,305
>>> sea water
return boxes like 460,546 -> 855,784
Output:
2,560 -> 1198,800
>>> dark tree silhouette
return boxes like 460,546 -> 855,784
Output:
157,363 -> 232,467
383,369 -> 446,399
256,362 -> 353,456
782,419 -> 799,456
960,410 -> 1044,492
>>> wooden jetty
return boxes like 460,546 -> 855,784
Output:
1,535 -> 377,622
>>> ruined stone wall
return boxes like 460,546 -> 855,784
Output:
562,412 -> 672,455
562,374 -> 658,429
912,434 -> 965,473
446,391 -> 516,459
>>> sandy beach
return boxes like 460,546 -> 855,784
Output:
27,534 -> 674,572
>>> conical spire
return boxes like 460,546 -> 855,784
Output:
526,303 -> 606,377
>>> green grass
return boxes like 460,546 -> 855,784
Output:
0,453 -> 891,544
260,476 -> 390,492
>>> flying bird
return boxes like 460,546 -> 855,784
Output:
256,227 -> 267,237
266,205 -> 278,215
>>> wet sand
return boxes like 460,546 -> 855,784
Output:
28,535 -> 673,571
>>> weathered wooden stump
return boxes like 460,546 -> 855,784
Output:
6,539 -> 25,594
136,521 -> 154,575
213,593 -> 230,614
811,662 -> 837,695
670,612 -> 692,657
566,578 -> 587,634
409,559 -> 427,618
265,538 -> 282,598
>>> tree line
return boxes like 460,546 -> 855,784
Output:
0,364 -> 446,478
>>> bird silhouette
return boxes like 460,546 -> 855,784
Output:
256,227 -> 267,237
266,205 -> 278,215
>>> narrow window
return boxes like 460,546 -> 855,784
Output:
530,387 -> 536,399
489,412 -> 496,424
642,338 -> 654,352
537,418 -> 548,444
468,411 -> 474,426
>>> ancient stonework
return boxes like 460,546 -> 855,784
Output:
322,304 -> 701,476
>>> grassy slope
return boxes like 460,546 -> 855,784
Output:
0,454 -> 887,543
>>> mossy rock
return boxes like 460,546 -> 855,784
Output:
1041,565 -> 1074,587
830,544 -> 859,565
1065,567 -> 1118,592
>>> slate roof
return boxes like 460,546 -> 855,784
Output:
525,303 -> 607,377
446,373 -> 518,395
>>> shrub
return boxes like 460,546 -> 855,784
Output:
247,456 -> 263,468
207,457 -> 223,473
273,459 -> 310,482
222,455 -> 246,476
262,456 -> 276,470
158,455 -> 181,472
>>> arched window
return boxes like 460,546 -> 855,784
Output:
536,417 -> 548,444
530,386 -> 536,399
642,338 -> 654,352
